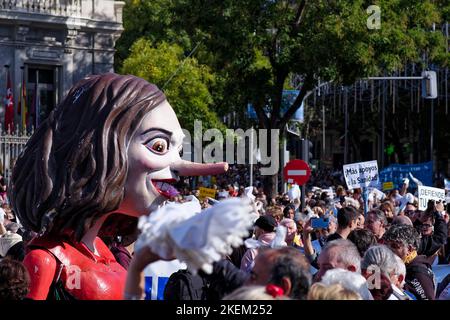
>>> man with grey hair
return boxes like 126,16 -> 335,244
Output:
365,209 -> 389,240
315,239 -> 361,282
361,245 -> 411,300
392,215 -> 413,226
383,224 -> 435,300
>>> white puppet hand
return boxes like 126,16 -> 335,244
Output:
135,197 -> 256,274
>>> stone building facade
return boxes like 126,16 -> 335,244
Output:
0,0 -> 124,129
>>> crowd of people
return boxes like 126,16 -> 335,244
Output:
0,72 -> 449,302
1,163 -> 450,301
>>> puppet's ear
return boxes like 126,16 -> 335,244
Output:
171,160 -> 228,176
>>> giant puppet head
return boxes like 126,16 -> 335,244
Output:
9,73 -> 227,241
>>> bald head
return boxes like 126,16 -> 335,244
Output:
392,215 -> 413,226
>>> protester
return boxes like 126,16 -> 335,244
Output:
379,201 -> 395,223
307,282 -> 362,300
347,229 -> 378,257
0,222 -> 25,261
279,218 -> 298,247
326,206 -> 359,242
365,209 -> 389,240
403,201 -> 419,222
319,268 -> 373,300
246,247 -> 311,300
383,225 -> 436,300
392,215 -> 413,226
314,239 -> 361,282
266,247 -> 312,299
283,204 -> 296,220
361,245 -> 411,300
164,259 -> 248,300
414,205 -> 448,258
266,206 -> 284,224
240,215 -> 277,272
356,212 -> 365,230
0,258 -> 30,300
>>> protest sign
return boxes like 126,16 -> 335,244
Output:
343,160 -> 379,190
382,182 -> 394,191
379,161 -> 432,190
198,187 -> 217,200
417,186 -> 446,210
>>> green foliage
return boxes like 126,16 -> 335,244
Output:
116,0 -> 449,131
120,39 -> 226,134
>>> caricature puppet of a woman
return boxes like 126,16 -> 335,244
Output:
9,73 -> 228,300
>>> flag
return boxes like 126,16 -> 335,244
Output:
31,80 -> 40,129
35,81 -> 40,128
17,68 -> 27,131
4,67 -> 14,132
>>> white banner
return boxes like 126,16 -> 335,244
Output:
343,160 -> 379,190
418,186 -> 446,210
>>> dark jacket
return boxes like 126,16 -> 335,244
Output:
5,241 -> 25,261
164,259 -> 248,300
416,212 -> 448,257
404,255 -> 436,300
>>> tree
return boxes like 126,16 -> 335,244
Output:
183,1 -> 448,194
121,39 -> 226,134
116,0 -> 449,196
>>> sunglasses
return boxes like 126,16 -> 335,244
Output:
404,210 -> 417,216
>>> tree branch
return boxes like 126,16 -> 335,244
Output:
292,0 -> 308,30
271,68 -> 289,128
279,74 -> 314,129
254,100 -> 270,129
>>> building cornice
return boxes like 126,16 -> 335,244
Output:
0,39 -> 116,53
0,10 -> 123,33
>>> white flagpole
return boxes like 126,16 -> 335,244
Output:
250,126 -> 253,187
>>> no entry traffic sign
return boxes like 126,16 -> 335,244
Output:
283,159 -> 311,186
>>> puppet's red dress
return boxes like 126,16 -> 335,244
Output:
23,235 -> 127,300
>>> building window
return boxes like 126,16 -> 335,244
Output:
26,65 -> 60,129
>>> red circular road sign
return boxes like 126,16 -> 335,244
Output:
283,159 -> 311,186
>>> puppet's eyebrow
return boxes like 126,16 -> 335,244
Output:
141,127 -> 173,137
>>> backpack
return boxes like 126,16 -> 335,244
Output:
404,264 -> 436,300
163,269 -> 210,300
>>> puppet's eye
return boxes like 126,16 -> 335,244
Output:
146,138 -> 168,154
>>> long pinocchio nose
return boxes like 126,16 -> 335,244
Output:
171,160 -> 229,176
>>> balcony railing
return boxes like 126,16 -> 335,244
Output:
0,125 -> 33,183
0,0 -> 82,17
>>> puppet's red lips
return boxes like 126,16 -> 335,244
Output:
151,179 -> 179,198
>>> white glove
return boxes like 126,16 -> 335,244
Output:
403,177 -> 409,185
135,197 -> 256,274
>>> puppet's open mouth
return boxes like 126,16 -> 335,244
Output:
151,179 -> 179,198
